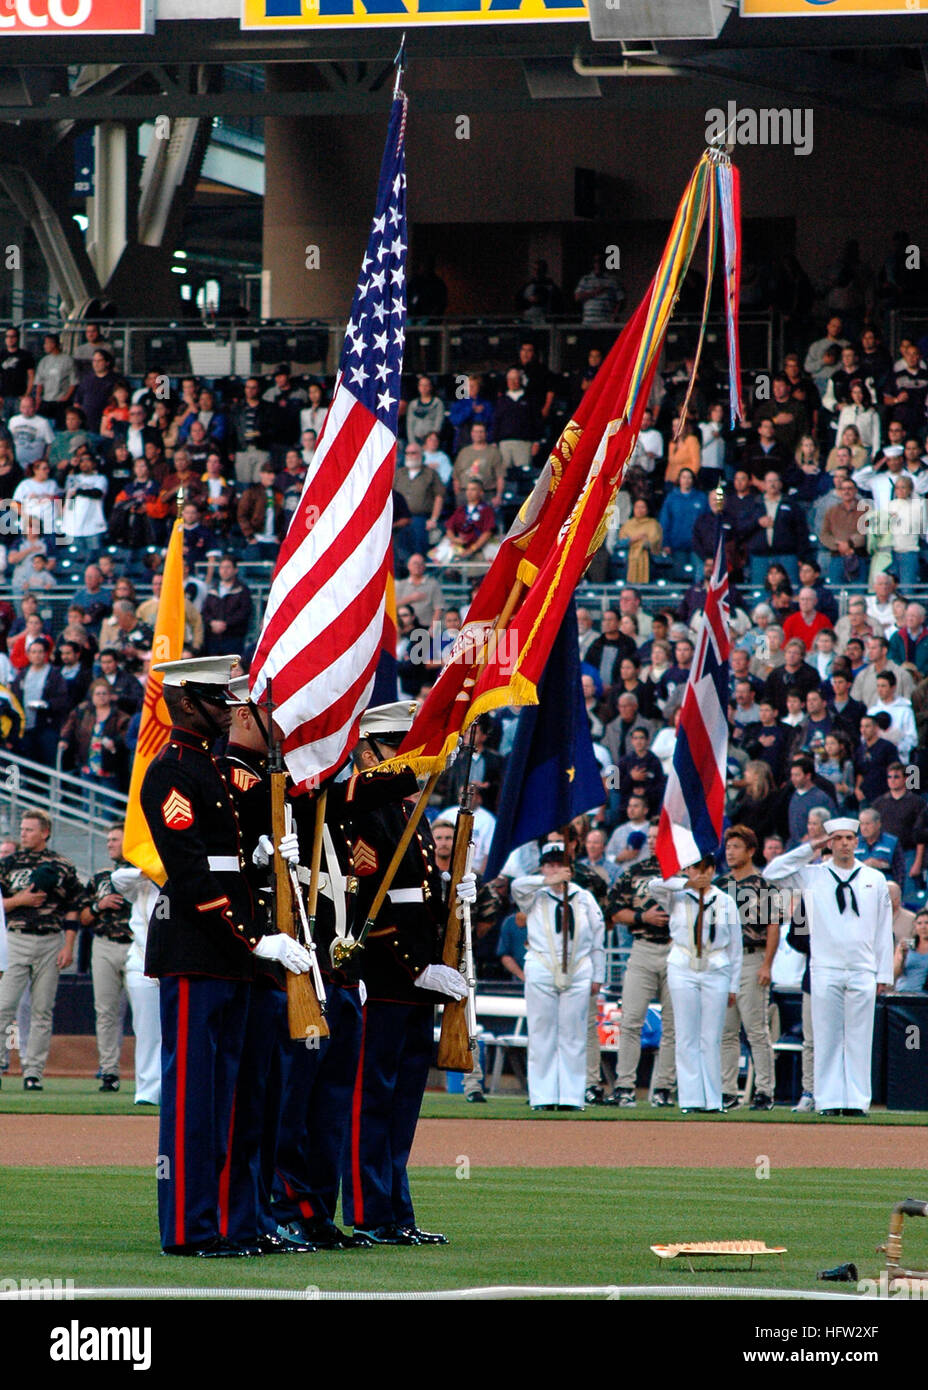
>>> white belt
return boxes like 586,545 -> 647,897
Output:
388,888 -> 424,905
296,867 -> 330,894
208,856 -> 239,873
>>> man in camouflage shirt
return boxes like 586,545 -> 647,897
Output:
0,810 -> 82,1089
606,822 -> 677,1107
79,823 -> 132,1093
717,824 -> 782,1111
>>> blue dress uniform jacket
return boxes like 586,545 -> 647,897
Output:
349,772 -> 448,1005
141,726 -> 258,981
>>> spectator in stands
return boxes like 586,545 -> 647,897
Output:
0,326 -> 35,419
804,316 -> 848,377
854,713 -> 898,805
763,638 -> 821,713
742,418 -> 790,485
202,554 -> 253,657
888,601 -> 928,677
430,478 -> 498,567
9,396 -> 54,472
72,564 -> 112,636
893,912 -> 928,992
586,608 -> 634,696
9,517 -> 54,596
405,375 -> 445,447
885,477 -> 925,587
422,429 -> 452,488
868,669 -> 917,760
394,441 -> 445,564
177,387 -> 227,452
54,638 -> 92,710
493,367 -> 540,470
262,365 -> 306,455
574,252 -> 624,324
852,633 -> 913,706
237,461 -> 283,558
299,379 -> 328,439
230,375 -> 273,484
857,806 -> 906,887
753,372 -> 808,454
786,755 -> 836,848
59,678 -> 129,800
136,572 -> 203,653
448,373 -> 495,454
73,322 -> 110,378
13,638 -> 69,763
62,451 -> 107,561
200,451 -> 234,538
73,349 -> 118,434
658,468 -> 707,580
819,476 -> 869,584
516,259 -> 563,323
883,340 -> 928,438
453,421 -> 504,505
97,601 -> 152,666
98,648 -> 142,715
745,471 -> 807,586
618,497 -> 662,583
782,588 -> 831,652
395,552 -> 443,627
664,418 -> 702,487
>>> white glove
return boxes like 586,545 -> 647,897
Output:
415,963 -> 468,1000
252,834 -> 273,867
254,934 -> 312,974
277,831 -> 300,865
455,871 -> 477,905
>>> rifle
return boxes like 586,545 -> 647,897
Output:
436,727 -> 478,1072
266,679 -> 329,1042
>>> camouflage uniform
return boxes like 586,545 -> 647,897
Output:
608,854 -> 676,1096
717,870 -> 781,1101
83,861 -> 133,1081
0,846 -> 82,1083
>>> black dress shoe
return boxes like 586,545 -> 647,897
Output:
465,1091 -> 487,1103
254,1233 -> 317,1255
198,1237 -> 260,1258
841,1108 -> 866,1117
162,1237 -> 250,1258
23,1077 -> 42,1091
721,1093 -> 739,1111
99,1074 -> 120,1093
351,1224 -> 419,1246
410,1227 -> 449,1245
819,1108 -> 842,1116
282,1218 -> 348,1250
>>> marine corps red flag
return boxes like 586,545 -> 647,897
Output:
388,147 -> 740,774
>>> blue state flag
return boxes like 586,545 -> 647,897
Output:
484,604 -> 603,881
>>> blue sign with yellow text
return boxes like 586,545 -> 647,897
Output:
243,0 -> 587,28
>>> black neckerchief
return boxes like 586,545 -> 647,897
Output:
828,865 -> 861,916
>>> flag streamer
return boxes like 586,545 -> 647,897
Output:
384,146 -> 743,778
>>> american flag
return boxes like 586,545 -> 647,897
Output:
249,88 -> 408,791
656,532 -> 731,876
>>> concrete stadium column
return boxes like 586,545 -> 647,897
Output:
263,108 -> 384,320
86,123 -> 128,289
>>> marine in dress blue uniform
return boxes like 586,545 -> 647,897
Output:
141,656 -> 311,1257
340,703 -> 467,1247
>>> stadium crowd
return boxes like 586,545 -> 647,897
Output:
0,298 -> 927,1110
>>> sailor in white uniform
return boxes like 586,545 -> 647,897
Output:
762,817 -> 894,1114
647,856 -> 742,1113
109,863 -> 161,1106
511,841 -> 605,1110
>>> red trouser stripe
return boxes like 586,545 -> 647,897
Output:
218,1090 -> 237,1238
279,1173 -> 315,1222
174,979 -> 189,1248
349,1007 -> 368,1229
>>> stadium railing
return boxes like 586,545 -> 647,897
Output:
0,748 -> 127,877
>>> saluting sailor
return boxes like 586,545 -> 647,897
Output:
762,816 -> 894,1115
140,656 -> 312,1258
647,856 -> 742,1113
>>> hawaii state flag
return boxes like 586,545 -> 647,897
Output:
656,533 -> 731,876
123,515 -> 186,884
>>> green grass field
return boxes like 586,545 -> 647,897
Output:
0,1166 -> 923,1297
1,1078 -> 926,1124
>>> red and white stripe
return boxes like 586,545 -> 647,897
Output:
249,377 -> 396,791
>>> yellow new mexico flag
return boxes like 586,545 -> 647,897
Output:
123,518 -> 186,885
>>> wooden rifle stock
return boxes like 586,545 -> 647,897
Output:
436,805 -> 475,1072
270,767 -> 329,1042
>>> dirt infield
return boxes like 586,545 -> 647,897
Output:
1,1114 -> 922,1168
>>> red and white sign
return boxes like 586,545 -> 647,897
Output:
0,0 -> 152,33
